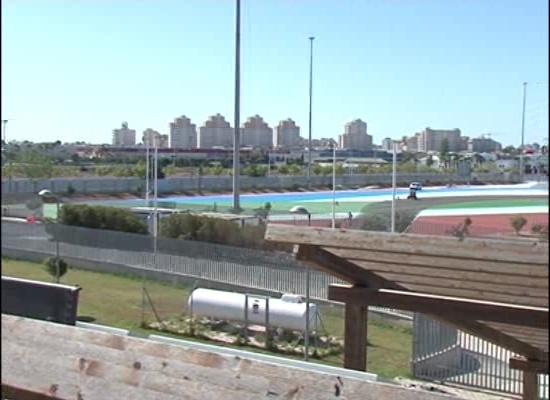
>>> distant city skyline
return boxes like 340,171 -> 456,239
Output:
1,1 -> 548,147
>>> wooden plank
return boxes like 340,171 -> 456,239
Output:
265,225 -> 549,265
509,357 -> 549,374
522,371 -> 539,400
344,302 -> 367,372
345,273 -> 548,307
354,263 -> 546,289
330,248 -> 549,281
295,245 -> 400,289
1,385 -> 64,400
328,285 -> 548,328
352,268 -> 549,306
3,314 -> 458,400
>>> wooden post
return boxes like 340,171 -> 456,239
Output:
344,302 -> 367,371
523,370 -> 538,400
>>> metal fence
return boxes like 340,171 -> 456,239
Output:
3,220 -> 547,397
412,314 -> 549,399
0,220 -> 409,320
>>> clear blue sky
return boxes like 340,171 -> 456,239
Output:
2,0 -> 548,147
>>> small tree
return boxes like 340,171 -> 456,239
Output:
44,257 -> 69,283
510,215 -> 527,236
531,223 -> 548,241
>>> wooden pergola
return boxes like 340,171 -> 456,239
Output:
265,225 -> 549,400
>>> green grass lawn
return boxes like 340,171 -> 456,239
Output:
429,198 -> 548,210
1,257 -> 412,378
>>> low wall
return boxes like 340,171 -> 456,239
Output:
2,172 -> 515,195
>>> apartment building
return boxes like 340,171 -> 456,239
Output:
112,122 -> 136,147
410,128 -> 462,153
240,115 -> 273,149
170,115 -> 197,148
274,118 -> 301,149
198,114 -> 234,148
338,119 -> 373,150
142,129 -> 168,148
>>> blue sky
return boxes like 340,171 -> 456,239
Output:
1,0 -> 548,146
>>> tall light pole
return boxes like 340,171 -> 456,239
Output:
146,138 -> 150,205
307,36 -> 314,189
2,119 -> 8,144
153,136 -> 159,254
331,143 -> 337,229
519,82 -> 527,182
390,141 -> 397,233
232,0 -> 241,210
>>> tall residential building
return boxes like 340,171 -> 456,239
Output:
112,122 -> 136,147
198,114 -> 234,148
274,118 -> 301,149
170,115 -> 197,148
142,129 -> 168,148
468,136 -> 502,153
381,137 -> 394,151
413,128 -> 462,153
338,119 -> 373,150
241,115 -> 273,149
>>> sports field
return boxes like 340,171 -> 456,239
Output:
42,182 -> 548,219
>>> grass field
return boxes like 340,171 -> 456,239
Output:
359,195 -> 546,219
1,258 -> 413,378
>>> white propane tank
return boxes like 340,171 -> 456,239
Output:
188,288 -> 317,331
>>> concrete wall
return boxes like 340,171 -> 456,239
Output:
2,172 -> 514,194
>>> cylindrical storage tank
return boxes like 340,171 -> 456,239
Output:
188,288 -> 317,331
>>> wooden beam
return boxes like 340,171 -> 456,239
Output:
344,302 -> 367,371
1,384 -> 64,400
265,225 -> 548,265
295,245 -> 400,289
328,285 -> 549,329
332,248 -> 549,279
345,266 -> 548,307
522,371 -> 539,400
510,357 -> 549,374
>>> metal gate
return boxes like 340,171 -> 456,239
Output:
412,313 -> 548,399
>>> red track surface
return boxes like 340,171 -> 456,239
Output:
409,213 -> 549,236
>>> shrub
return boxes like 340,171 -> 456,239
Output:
44,257 -> 69,282
356,210 -> 417,233
510,215 -> 527,236
531,223 -> 548,240
59,204 -> 147,233
160,213 -> 266,249
66,183 -> 76,195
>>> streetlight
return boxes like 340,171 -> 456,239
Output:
306,36 -> 315,189
519,82 -> 527,182
232,0 -> 242,211
390,141 -> 397,233
519,82 -> 547,182
289,205 -> 311,361
331,143 -> 337,229
38,189 -> 61,283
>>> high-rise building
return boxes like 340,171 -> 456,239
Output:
381,138 -> 394,151
142,129 -> 168,148
468,136 -> 502,153
241,115 -> 273,149
274,119 -> 301,149
170,115 -> 197,148
338,119 -> 373,150
415,128 -> 462,153
198,114 -> 234,148
112,122 -> 136,147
